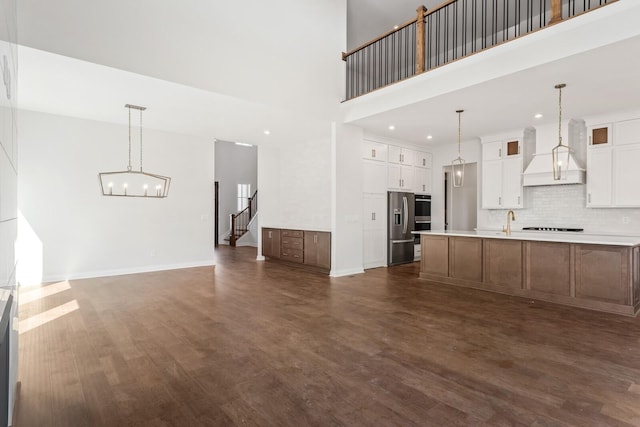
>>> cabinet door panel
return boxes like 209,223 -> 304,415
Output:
362,140 -> 387,161
400,165 -> 413,190
363,194 -> 386,231
614,119 -> 640,146
363,161 -> 387,194
421,235 -> 448,276
614,145 -> 640,206
364,229 -> 386,269
414,167 -> 432,194
449,237 -> 483,282
482,160 -> 502,208
587,148 -> 612,206
482,141 -> 503,161
262,228 -> 281,258
525,242 -> 571,296
484,239 -> 522,289
502,157 -> 523,208
388,164 -> 401,190
416,151 -> 432,168
388,145 -> 402,164
575,245 -> 629,305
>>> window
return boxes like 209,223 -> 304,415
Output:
237,184 -> 251,211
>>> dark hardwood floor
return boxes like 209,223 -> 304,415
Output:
15,246 -> 640,426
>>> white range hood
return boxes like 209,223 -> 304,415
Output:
522,151 -> 585,186
521,119 -> 587,187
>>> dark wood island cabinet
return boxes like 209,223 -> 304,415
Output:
418,231 -> 640,316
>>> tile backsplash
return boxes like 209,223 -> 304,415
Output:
477,185 -> 640,235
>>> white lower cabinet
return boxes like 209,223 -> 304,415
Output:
363,194 -> 386,269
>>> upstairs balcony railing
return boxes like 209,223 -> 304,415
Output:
342,0 -> 616,100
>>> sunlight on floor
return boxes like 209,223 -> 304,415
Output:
19,281 -> 71,305
19,300 -> 79,334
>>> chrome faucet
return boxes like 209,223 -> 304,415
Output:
503,210 -> 516,236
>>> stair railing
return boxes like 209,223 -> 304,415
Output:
342,0 -> 615,100
229,190 -> 258,247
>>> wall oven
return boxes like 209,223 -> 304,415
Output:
414,194 -> 431,243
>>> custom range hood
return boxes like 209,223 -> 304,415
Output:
522,119 -> 587,187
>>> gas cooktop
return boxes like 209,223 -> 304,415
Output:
522,227 -> 584,232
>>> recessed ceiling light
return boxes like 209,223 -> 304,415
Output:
427,135 -> 433,140
235,142 -> 253,147
393,25 -> 399,30
263,130 -> 270,135
535,113 -> 543,119
388,125 -> 395,130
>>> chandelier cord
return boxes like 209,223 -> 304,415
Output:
558,85 -> 563,145
139,108 -> 143,172
127,107 -> 132,171
458,111 -> 462,156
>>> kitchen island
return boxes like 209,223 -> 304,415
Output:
415,230 -> 640,316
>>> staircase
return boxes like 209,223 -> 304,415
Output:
226,190 -> 258,247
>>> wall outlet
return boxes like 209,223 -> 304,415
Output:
623,216 -> 630,224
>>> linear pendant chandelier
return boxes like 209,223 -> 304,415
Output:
98,104 -> 171,198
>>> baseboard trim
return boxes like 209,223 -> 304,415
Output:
38,260 -> 215,285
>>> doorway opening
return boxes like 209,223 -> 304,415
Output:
444,163 -> 478,231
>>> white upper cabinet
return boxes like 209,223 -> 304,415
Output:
388,164 -> 414,191
587,117 -> 640,208
614,119 -> 640,146
482,139 -> 521,161
388,145 -> 414,166
362,140 -> 388,162
481,137 -> 523,209
587,147 -> 613,207
362,160 -> 387,194
415,151 -> 432,168
414,167 -> 432,194
614,145 -> 640,206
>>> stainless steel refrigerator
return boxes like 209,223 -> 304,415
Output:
388,191 -> 415,265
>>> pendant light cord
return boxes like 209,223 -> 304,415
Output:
457,111 -> 462,156
558,85 -> 563,145
139,108 -> 143,172
127,106 -> 132,171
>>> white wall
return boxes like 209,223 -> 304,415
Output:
214,141 -> 257,244
256,133 -> 333,258
18,110 -> 215,283
331,123 -> 364,276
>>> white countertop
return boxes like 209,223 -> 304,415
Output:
412,229 -> 640,246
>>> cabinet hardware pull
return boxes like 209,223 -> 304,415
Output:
499,148 -> 502,158
372,149 -> 376,158
423,185 -> 425,191
268,231 -> 272,238
372,212 -> 375,220
588,136 -> 592,145
518,196 -> 521,205
588,193 -> 591,203
499,196 -> 502,205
